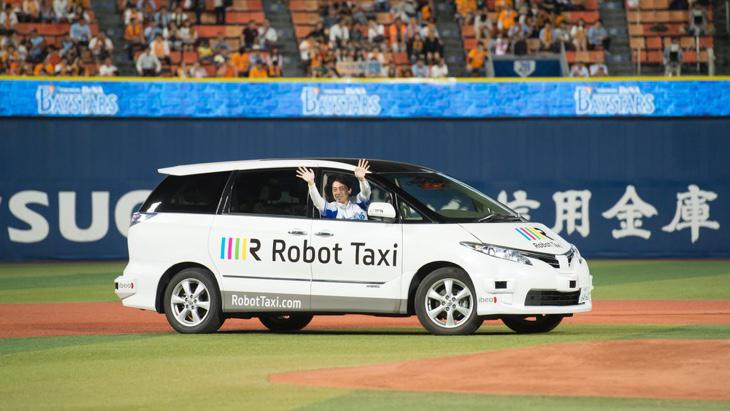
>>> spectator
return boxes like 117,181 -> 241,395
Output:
589,62 -> 608,76
411,57 -> 428,77
197,39 -> 213,63
192,0 -> 205,25
365,55 -> 382,77
39,1 -> 54,22
467,42 -> 486,76
98,57 -> 118,76
474,12 -> 493,40
367,19 -> 385,44
0,4 -> 18,34
53,0 -> 69,22
248,60 -> 268,78
178,20 -> 197,50
497,6 -> 517,34
242,20 -> 259,49
137,0 -> 157,14
663,37 -> 682,77
151,33 -> 170,63
571,18 -> 587,52
189,60 -> 207,77
170,5 -> 187,27
569,63 -> 589,77
144,20 -> 164,44
67,4 -> 90,22
555,21 -> 571,50
213,33 -> 229,54
407,33 -> 424,61
688,3 -> 707,36
268,46 -> 282,77
230,46 -> 250,76
89,31 -> 114,61
136,46 -> 161,75
430,57 -> 448,77
20,0 -> 40,23
124,16 -> 145,59
423,30 -> 443,64
214,0 -> 226,25
124,5 -> 144,26
587,19 -> 609,51
299,38 -> 312,70
329,18 -> 349,48
388,18 -> 407,52
28,29 -> 45,63
493,33 -> 509,55
216,54 -> 238,77
258,20 -> 278,50
539,22 -> 556,51
70,18 -> 92,45
155,7 -> 171,26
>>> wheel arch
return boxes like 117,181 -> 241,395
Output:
406,261 -> 468,315
155,262 -> 219,313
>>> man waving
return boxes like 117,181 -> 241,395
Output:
296,159 -> 372,220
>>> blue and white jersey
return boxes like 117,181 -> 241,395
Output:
309,180 -> 371,220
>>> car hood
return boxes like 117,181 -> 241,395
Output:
459,222 -> 571,255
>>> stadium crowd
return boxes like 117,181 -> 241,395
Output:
297,0 -> 448,78
122,0 -> 282,78
458,0 -> 610,77
0,0 -> 117,76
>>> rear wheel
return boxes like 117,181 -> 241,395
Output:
163,268 -> 224,334
501,314 -> 563,334
259,313 -> 314,332
415,267 -> 483,335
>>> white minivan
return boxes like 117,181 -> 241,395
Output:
115,159 -> 592,335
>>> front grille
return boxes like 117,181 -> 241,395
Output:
525,290 -> 581,306
522,251 -> 560,269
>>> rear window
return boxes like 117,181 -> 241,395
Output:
140,172 -> 231,214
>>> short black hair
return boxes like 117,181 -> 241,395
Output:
330,175 -> 352,190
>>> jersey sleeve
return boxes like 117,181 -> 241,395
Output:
355,179 -> 371,211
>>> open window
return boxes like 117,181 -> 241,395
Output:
318,170 -> 396,222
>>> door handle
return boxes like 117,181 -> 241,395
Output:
288,230 -> 307,236
314,232 -> 334,237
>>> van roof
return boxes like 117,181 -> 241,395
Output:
158,158 -> 433,176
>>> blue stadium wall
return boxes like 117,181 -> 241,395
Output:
1,116 -> 728,260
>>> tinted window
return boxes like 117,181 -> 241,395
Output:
229,169 -> 308,217
141,172 -> 230,214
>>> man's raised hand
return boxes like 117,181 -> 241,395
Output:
354,159 -> 370,181
296,167 -> 316,185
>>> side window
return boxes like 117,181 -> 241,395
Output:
320,172 -> 395,221
229,169 -> 309,218
141,172 -> 230,214
399,200 -> 425,222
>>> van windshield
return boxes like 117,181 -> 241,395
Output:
382,172 -> 520,222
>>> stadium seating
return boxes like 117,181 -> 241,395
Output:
626,0 -> 714,66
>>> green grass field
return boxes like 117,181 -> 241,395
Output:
1,260 -> 729,410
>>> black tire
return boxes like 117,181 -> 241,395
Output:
414,267 -> 484,335
501,314 -> 563,334
163,268 -> 224,334
259,313 -> 314,332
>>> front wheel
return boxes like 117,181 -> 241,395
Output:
415,267 -> 484,335
259,313 -> 314,332
163,268 -> 224,334
501,314 -> 563,334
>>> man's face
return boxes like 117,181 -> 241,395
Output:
331,181 -> 351,204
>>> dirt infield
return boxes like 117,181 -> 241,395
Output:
1,300 -> 729,339
270,339 -> 730,401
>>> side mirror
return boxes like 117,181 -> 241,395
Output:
367,202 -> 396,221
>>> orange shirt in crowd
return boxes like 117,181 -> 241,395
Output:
456,0 -> 476,15
124,23 -> 143,42
248,65 -> 268,78
388,24 -> 407,44
230,51 -> 250,73
468,47 -> 486,69
268,64 -> 281,77
218,63 -> 237,78
495,0 -> 513,10
153,40 -> 167,58
498,9 -> 517,31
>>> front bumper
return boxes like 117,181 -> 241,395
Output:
114,276 -> 137,300
472,254 -> 594,316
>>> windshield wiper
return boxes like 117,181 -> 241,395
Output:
476,213 -> 522,223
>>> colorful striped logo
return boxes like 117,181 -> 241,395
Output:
220,236 -> 250,261
515,227 -> 551,242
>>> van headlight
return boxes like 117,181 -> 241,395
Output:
460,242 -> 532,266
